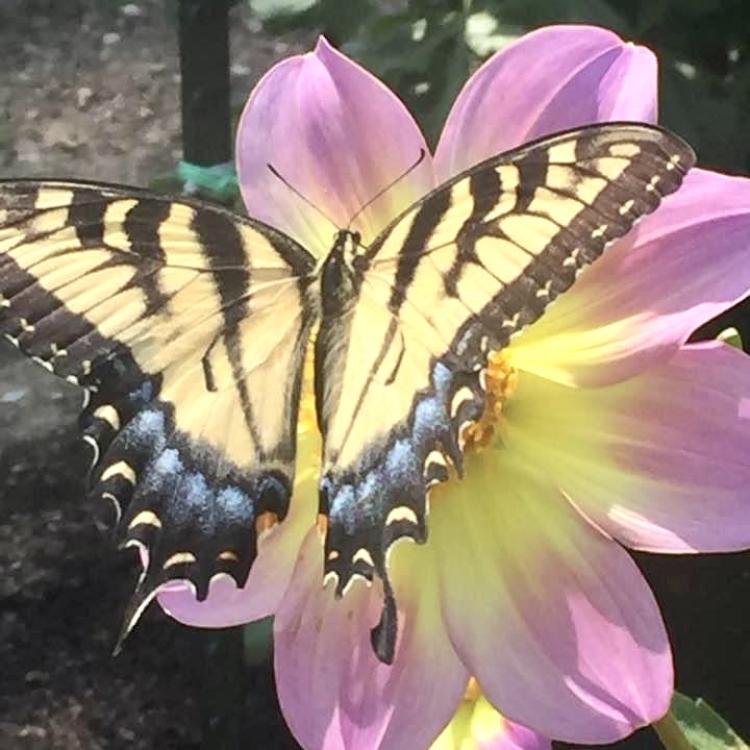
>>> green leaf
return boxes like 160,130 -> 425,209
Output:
243,616 -> 274,665
717,327 -> 744,350
670,692 -> 749,750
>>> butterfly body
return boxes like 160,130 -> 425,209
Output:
320,229 -> 365,315
0,123 -> 695,662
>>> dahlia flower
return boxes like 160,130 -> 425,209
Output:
155,25 -> 750,749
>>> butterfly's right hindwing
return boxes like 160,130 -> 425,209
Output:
0,180 -> 317,625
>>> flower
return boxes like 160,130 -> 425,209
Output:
156,26 -> 750,749
430,680 -> 550,750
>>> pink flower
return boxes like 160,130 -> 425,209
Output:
158,26 -> 750,748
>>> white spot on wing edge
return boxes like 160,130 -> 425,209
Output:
385,506 -> 419,526
424,449 -> 447,468
352,548 -> 375,567
31,355 -> 53,372
82,434 -> 100,468
619,199 -> 636,216
323,571 -> 339,590
450,385 -> 476,418
101,491 -> 123,527
101,460 -> 136,484
128,510 -> 162,530
163,551 -> 197,569
94,404 -> 121,430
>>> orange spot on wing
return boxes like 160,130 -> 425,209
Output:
255,511 -> 279,537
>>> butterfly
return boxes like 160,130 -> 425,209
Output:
0,123 -> 694,663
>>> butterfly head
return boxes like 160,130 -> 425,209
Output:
321,229 -> 368,314
334,227 -> 362,254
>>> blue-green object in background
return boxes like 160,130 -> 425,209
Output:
177,160 -> 239,203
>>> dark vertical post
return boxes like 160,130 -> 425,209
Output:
177,4 -> 245,748
178,0 -> 232,168
198,628 -> 248,749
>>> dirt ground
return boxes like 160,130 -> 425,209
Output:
0,2 -> 748,749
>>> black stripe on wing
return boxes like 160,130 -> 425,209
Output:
444,169 -> 503,296
385,188 -> 451,312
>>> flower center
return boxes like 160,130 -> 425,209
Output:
461,352 -> 518,453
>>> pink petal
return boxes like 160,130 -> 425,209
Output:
510,168 -> 750,387
506,342 -> 750,553
435,25 -> 657,180
274,530 -> 468,750
236,37 -> 434,256
430,451 -> 671,743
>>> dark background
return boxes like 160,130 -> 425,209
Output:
0,1 -> 749,748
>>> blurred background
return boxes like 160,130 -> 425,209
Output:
0,0 -> 748,748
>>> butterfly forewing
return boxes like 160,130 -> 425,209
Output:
0,180 -> 317,627
315,123 -> 695,662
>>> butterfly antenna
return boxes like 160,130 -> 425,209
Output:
267,163 -> 338,231
347,148 -> 427,231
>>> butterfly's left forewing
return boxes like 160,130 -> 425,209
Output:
315,123 -> 695,662
1,180 -> 317,628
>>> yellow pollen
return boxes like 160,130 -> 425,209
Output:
461,352 -> 518,453
464,676 -> 482,701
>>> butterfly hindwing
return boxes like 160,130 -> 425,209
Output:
0,180 -> 317,626
315,123 -> 695,662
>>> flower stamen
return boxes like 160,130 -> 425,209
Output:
461,352 -> 518,453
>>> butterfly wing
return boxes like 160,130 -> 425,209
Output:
0,180 -> 317,626
315,123 -> 695,662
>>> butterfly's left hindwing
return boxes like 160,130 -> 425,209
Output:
315,123 -> 695,662
0,180 -> 317,629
